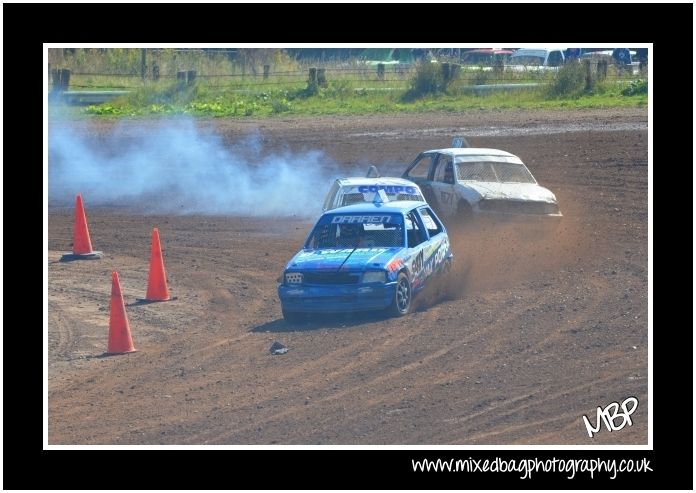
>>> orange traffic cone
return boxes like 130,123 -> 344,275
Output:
61,194 -> 103,261
145,228 -> 171,301
107,271 -> 137,355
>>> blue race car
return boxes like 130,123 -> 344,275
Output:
278,194 -> 453,322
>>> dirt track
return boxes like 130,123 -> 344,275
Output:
48,108 -> 648,444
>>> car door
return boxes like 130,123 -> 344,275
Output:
416,206 -> 450,281
404,209 -> 429,291
402,152 -> 438,207
429,153 -> 458,217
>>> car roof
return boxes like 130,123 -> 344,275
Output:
512,48 -> 565,56
426,147 -> 519,158
336,177 -> 421,188
465,48 -> 514,55
326,200 -> 428,215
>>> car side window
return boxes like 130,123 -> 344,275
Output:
405,154 -> 435,180
548,51 -> 563,67
405,212 -> 426,248
434,155 -> 455,184
418,207 -> 443,237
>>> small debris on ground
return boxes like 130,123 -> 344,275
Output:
270,341 -> 289,355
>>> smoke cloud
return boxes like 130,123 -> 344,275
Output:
48,119 -> 340,217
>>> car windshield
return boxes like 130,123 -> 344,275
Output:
305,213 -> 405,249
511,55 -> 545,65
456,161 -> 536,184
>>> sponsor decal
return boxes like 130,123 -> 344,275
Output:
331,215 -> 392,224
408,240 -> 450,284
386,258 -> 404,273
358,185 -> 417,195
421,240 -> 450,278
298,248 -> 389,257
412,250 -> 424,275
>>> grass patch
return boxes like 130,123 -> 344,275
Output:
77,78 -> 646,118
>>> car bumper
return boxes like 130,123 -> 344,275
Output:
475,210 -> 562,224
476,209 -> 563,221
278,282 -> 396,313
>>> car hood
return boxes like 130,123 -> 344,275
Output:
461,182 -> 558,203
287,247 -> 403,271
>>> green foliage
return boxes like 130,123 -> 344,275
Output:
471,70 -> 490,86
621,79 -> 647,96
324,79 -> 352,99
48,48 -> 647,120
403,61 -> 445,100
78,76 -> 646,119
548,62 -> 586,97
271,98 -> 292,113
84,104 -> 127,116
301,80 -> 320,98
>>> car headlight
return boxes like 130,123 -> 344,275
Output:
285,272 -> 303,284
362,271 -> 386,283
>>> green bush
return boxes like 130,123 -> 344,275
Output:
621,79 -> 647,96
548,62 -> 586,97
471,70 -> 490,86
325,79 -> 352,99
271,98 -> 292,113
403,61 -> 446,100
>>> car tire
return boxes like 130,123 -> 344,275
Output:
388,272 -> 412,317
282,308 -> 305,324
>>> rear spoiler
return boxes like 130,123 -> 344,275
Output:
366,165 -> 380,178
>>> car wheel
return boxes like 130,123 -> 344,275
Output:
388,272 -> 411,317
282,308 -> 306,324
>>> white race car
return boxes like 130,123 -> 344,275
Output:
322,166 -> 425,212
402,144 -> 562,223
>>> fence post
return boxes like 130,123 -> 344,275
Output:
317,68 -> 327,87
450,63 -> 461,80
141,48 -> 147,81
263,64 -> 270,80
583,59 -> 593,91
441,62 -> 451,83
308,67 -> 318,85
60,68 -> 71,91
596,59 -> 607,81
152,63 -> 160,81
51,68 -> 61,94
377,63 -> 385,81
187,70 -> 197,85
